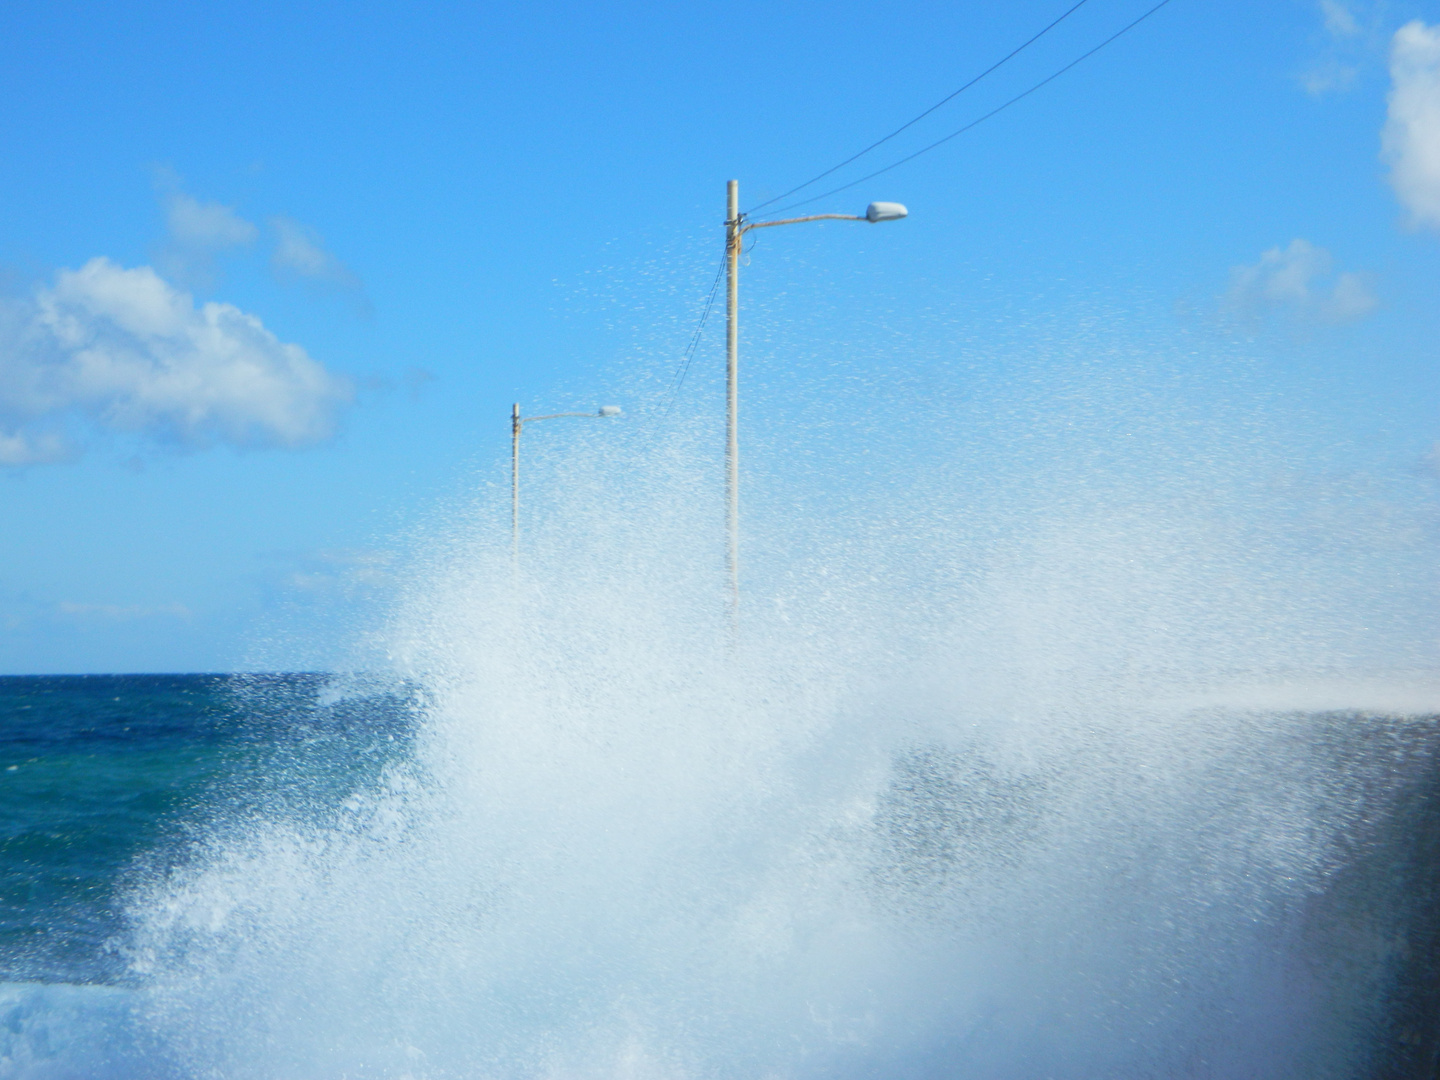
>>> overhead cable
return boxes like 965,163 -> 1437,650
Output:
661,250 -> 728,418
754,0 -> 1176,220
745,0 -> 1093,216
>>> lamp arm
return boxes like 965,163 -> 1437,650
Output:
520,412 -> 608,425
740,214 -> 866,233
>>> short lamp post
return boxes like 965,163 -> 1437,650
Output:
511,403 -> 622,564
723,181 -> 907,616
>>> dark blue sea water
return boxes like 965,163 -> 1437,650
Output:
0,674 -> 416,988
3,674 -> 1439,1078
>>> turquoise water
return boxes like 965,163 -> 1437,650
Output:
0,675 -> 415,987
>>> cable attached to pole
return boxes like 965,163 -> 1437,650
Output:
661,250 -> 728,419
746,0 -> 1093,217
753,0 -> 1176,221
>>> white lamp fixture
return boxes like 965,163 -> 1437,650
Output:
721,181 -> 908,623
865,201 -> 908,223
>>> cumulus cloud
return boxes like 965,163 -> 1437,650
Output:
0,258 -> 352,465
1383,21 -> 1440,229
1223,239 -> 1377,325
271,217 -> 367,307
153,171 -> 257,287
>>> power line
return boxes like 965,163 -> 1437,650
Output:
659,229 -> 773,419
661,250 -> 727,418
745,0 -> 1093,216
664,1 -> 1174,420
754,0 -> 1176,221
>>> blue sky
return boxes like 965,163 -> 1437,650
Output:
2,0 -> 1438,674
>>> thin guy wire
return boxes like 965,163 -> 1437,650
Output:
755,0 -> 1175,220
661,250 -> 727,418
745,0 -> 1092,216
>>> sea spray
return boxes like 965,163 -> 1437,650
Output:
119,313 -> 1440,1079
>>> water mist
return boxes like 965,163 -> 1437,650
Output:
120,310 -> 1440,1080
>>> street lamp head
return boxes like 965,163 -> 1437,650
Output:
865,201 -> 908,223
598,406 -> 622,417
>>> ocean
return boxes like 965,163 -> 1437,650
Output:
0,674 -> 419,1077
5,378 -> 1440,1076
2,671 -> 1439,1078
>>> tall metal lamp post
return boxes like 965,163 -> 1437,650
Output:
511,403 -> 622,564
723,180 -> 907,614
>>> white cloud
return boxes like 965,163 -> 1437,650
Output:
1224,239 -> 1377,325
1321,0 -> 1359,39
153,171 -> 257,287
1300,0 -> 1383,95
279,549 -> 395,596
0,258 -> 352,465
166,191 -> 257,250
1383,21 -> 1440,229
0,429 -> 72,466
271,217 -> 366,298
1325,269 -> 1379,321
1302,58 -> 1359,96
257,549 -> 397,614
